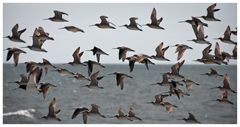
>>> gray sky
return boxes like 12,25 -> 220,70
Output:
3,3 -> 237,64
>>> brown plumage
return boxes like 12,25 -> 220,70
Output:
59,26 -> 84,33
5,47 -> 26,67
42,97 -> 61,121
38,83 -> 57,99
4,24 -> 26,43
151,42 -> 170,61
90,15 -> 116,29
199,3 -> 221,21
108,72 -> 133,90
120,17 -> 142,31
71,104 -> 105,124
68,47 -> 85,66
215,90 -> 234,105
87,46 -> 109,63
113,46 -> 135,62
45,10 -> 68,22
144,8 -> 164,30
211,74 -> 236,93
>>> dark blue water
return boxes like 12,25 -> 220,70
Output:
3,64 -> 237,124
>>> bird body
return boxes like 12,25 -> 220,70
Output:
151,42 -> 170,61
83,60 -> 105,76
120,17 -> 142,31
181,113 -> 201,123
87,46 -> 109,63
59,26 -> 84,33
42,97 -> 61,121
4,24 -> 26,43
45,10 -> 68,22
113,46 -> 135,62
216,26 -> 237,45
90,16 -> 116,29
172,44 -> 193,60
144,8 -> 164,30
5,47 -> 26,67
199,3 -> 221,21
108,72 -> 133,90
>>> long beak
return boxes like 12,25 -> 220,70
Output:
195,16 -> 202,18
141,24 -> 147,26
210,99 -> 217,102
213,38 -> 219,40
177,118 -> 184,120
43,18 -> 49,20
89,24 -> 95,27
119,25 -> 125,27
3,36 -> 8,38
178,21 -> 186,23
109,22 -> 116,26
137,23 -> 142,27
20,46 -> 28,48
58,28 -> 65,29
210,87 -> 218,89
85,49 -> 92,52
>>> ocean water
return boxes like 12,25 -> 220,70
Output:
3,64 -> 237,124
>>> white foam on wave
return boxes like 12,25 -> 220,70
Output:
3,109 -> 36,119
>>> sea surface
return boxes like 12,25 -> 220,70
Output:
3,64 -> 237,124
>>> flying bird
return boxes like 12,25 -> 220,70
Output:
214,90 -> 234,105
150,73 -> 172,86
211,74 -> 236,93
9,74 -> 28,90
215,26 -> 237,45
26,67 -> 43,91
232,45 -> 237,59
126,54 -> 154,72
21,27 -> 53,52
108,72 -> 133,90
171,44 -> 193,60
38,82 -> 57,99
181,79 -> 200,91
120,17 -> 142,31
87,46 -> 109,63
143,8 -> 164,30
53,67 -> 75,77
45,10 -> 68,22
188,24 -> 210,44
179,16 -> 208,27
151,42 -> 170,61
42,97 -> 61,121
179,113 -> 201,123
4,47 -> 26,67
89,16 -> 116,29
59,26 -> 84,33
201,68 -> 223,77
83,60 -> 105,76
72,104 -> 105,124
198,3 -> 221,21
113,46 -> 135,62
81,71 -> 104,89
4,24 -> 26,43
127,107 -> 142,121
68,47 -> 86,66
194,44 -> 221,65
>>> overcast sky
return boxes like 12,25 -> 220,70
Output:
3,3 -> 237,64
